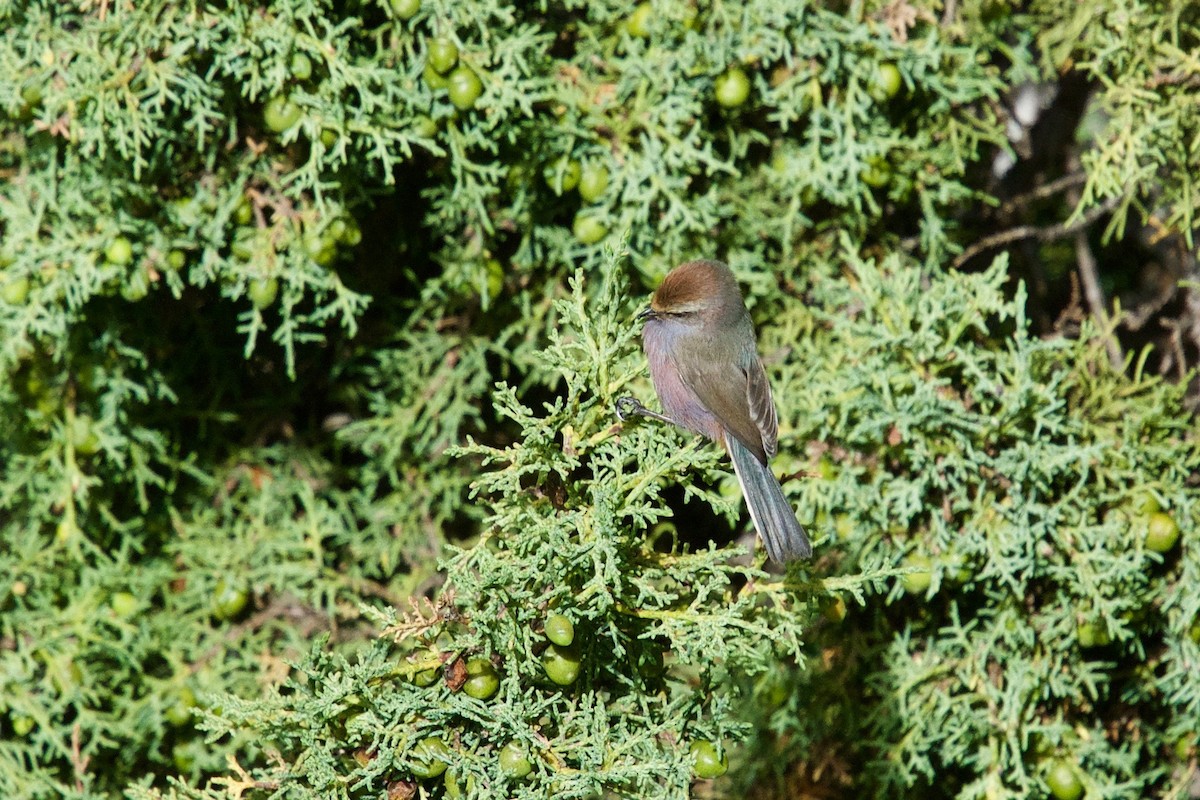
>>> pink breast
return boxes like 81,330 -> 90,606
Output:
643,323 -> 722,443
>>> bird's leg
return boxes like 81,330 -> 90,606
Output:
615,396 -> 679,427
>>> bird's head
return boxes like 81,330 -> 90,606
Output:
639,259 -> 743,324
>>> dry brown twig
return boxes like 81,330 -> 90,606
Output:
381,592 -> 457,643
71,724 -> 90,793
951,194 -> 1122,270
998,172 -> 1090,216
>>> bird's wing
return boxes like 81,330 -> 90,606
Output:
745,356 -> 778,461
674,342 -> 770,465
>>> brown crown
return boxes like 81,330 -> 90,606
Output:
650,259 -> 737,312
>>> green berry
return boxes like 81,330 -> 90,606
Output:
1127,490 -> 1161,516
803,76 -> 823,111
412,114 -> 438,140
248,277 -> 279,310
413,666 -> 440,687
861,155 -> 890,188
755,672 -> 789,709
1144,511 -> 1179,553
263,95 -> 302,133
940,551 -> 973,584
166,250 -> 187,271
1175,733 -> 1196,762
172,742 -> 195,773
304,232 -> 338,266
543,158 -> 581,194
577,163 -> 610,203
212,577 -> 249,620
714,67 -> 751,108
289,52 -> 313,81
541,643 -> 581,686
71,414 -> 101,456
1045,759 -> 1083,800
427,38 -> 459,75
337,217 -> 362,247
481,258 -> 504,302
689,740 -> 728,779
234,199 -> 253,225
121,275 -> 149,302
2,276 -> 31,305
816,455 -> 836,481
164,685 -> 197,727
1077,620 -> 1111,648
230,228 -> 258,261
327,217 -> 348,242
422,62 -> 449,90
110,591 -> 138,618
572,213 -> 607,244
834,513 -> 854,541
900,552 -> 932,594
821,595 -> 847,623
390,0 -> 420,19
319,129 -> 338,147
462,657 -> 499,700
105,236 -> 134,265
870,62 -> 903,102
544,614 -> 574,647
446,67 -> 483,110
11,714 -> 35,737
408,736 -> 452,779
626,3 -> 653,37
498,741 -> 532,779
443,768 -> 463,798
20,84 -> 43,108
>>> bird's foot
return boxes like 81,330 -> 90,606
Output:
615,397 -> 678,426
615,396 -> 646,422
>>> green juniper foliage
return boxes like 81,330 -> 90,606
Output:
150,261 -> 843,800
768,247 -> 1200,799
1,1 -> 1199,799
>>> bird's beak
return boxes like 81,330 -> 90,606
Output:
636,306 -> 657,322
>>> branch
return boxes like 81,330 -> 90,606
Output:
1073,230 -> 1123,370
998,172 -> 1089,216
951,194 -> 1122,270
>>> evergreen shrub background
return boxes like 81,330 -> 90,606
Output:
0,1 -> 1198,799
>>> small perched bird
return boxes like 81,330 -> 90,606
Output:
618,259 -> 812,563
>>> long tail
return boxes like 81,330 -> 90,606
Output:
727,437 -> 812,562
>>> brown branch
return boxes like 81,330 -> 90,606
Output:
951,194 -> 1122,270
940,0 -> 957,26
1073,231 -> 1123,370
71,723 -> 91,793
1159,318 -> 1189,382
1148,71 -> 1200,89
998,172 -> 1089,216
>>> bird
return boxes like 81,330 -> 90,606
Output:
617,259 -> 812,563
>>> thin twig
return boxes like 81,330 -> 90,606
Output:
1148,71 -> 1200,89
1051,271 -> 1086,334
1159,762 -> 1197,800
1160,318 -> 1188,382
71,723 -> 90,793
951,195 -> 1122,270
940,0 -> 957,26
1073,230 -> 1123,369
189,594 -> 331,674
998,172 -> 1089,216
